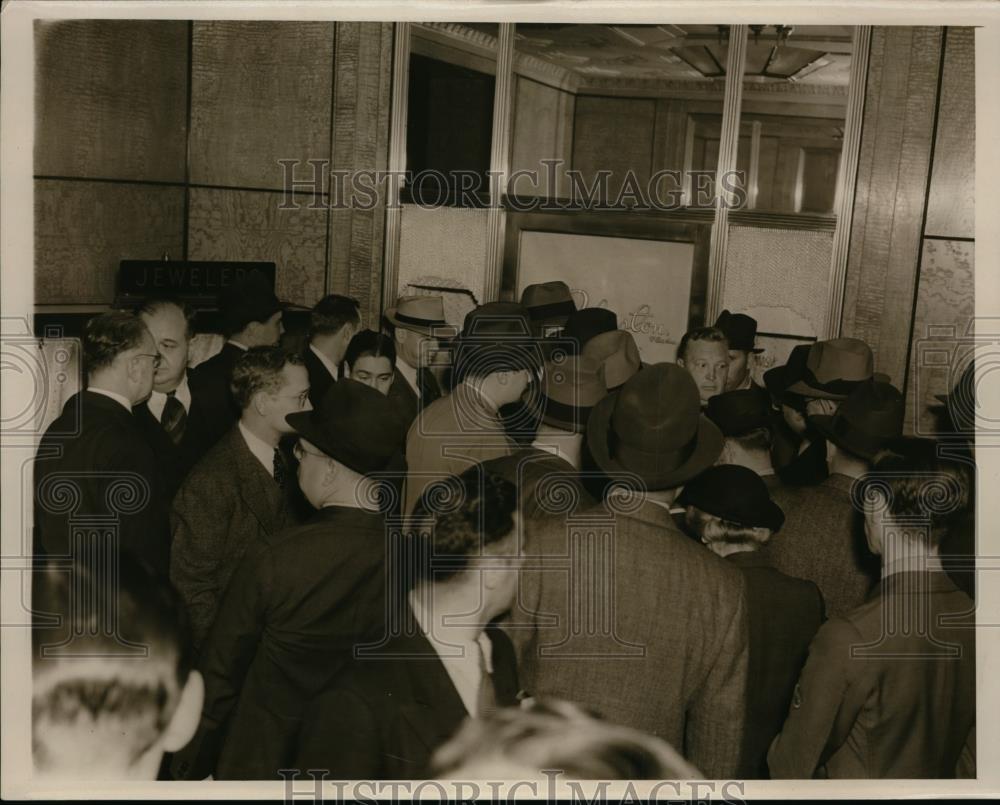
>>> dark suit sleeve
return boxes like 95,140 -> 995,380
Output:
293,688 -> 383,779
170,472 -> 236,649
170,546 -> 272,780
105,438 -> 170,577
685,574 -> 750,779
767,617 -> 865,778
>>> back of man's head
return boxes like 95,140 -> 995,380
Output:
310,294 -> 360,339
82,311 -> 149,378
32,556 -> 203,779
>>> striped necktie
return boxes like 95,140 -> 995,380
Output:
160,390 -> 187,446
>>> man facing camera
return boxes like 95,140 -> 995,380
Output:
676,326 -> 730,406
714,310 -> 765,392
170,347 -> 310,651
34,311 -> 170,576
32,556 -> 204,780
171,379 -> 405,781
294,467 -> 522,780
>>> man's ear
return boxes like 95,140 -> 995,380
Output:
676,357 -> 686,368
161,671 -> 205,753
251,390 -> 270,418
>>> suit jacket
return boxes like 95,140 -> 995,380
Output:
388,363 -> 443,437
171,504 -> 389,781
486,447 -> 593,522
294,620 -> 520,779
768,569 -> 975,779
302,345 -> 338,409
726,550 -> 824,779
514,500 -> 750,779
132,378 -> 214,503
771,422 -> 829,487
188,342 -> 244,450
34,391 -> 170,576
170,425 -> 292,650
764,474 -> 881,618
403,382 -> 516,515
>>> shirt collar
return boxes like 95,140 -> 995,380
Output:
88,387 -> 133,413
227,339 -> 249,351
395,358 -> 420,400
408,591 -> 493,673
147,373 -> 191,420
238,420 -> 276,477
309,343 -> 341,380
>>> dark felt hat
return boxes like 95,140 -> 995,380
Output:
286,378 -> 404,475
528,355 -> 608,434
714,310 -> 764,353
762,342 -> 812,407
581,329 -> 642,391
785,338 -> 888,400
706,385 -> 773,436
809,379 -> 905,461
562,308 -> 618,354
520,281 -> 577,333
453,302 -> 541,381
218,270 -> 284,333
587,363 -> 723,490
677,464 -> 785,532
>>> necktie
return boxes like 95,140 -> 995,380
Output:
160,390 -> 187,446
272,447 -> 286,489
475,638 -> 497,718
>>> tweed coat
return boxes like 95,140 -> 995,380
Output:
764,473 -> 881,618
768,568 -> 975,779
170,425 -> 292,650
513,499 -> 750,779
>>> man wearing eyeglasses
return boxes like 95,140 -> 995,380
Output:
170,346 -> 311,652
33,311 -> 171,576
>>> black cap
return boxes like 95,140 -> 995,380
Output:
677,464 -> 785,532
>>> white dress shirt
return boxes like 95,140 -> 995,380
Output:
309,343 -> 341,381
227,339 -> 249,351
409,591 -> 493,716
146,374 -> 192,422
238,421 -> 276,478
395,358 -> 421,401
88,387 -> 133,413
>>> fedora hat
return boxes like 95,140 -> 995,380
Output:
286,378 -> 404,475
563,307 -> 618,354
587,363 -> 723,490
581,329 -> 642,391
785,338 -> 887,400
677,464 -> 784,532
714,310 -> 765,354
384,295 -> 447,335
762,343 -> 811,406
453,302 -> 540,382
706,385 -> 773,436
528,355 -> 607,434
809,379 -> 904,461
520,281 -> 576,334
218,270 -> 286,333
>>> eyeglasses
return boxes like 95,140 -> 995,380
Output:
293,440 -> 327,461
274,390 -> 311,408
133,353 -> 163,369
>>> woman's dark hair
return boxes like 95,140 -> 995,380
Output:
345,328 -> 396,370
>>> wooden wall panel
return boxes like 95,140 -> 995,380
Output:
187,188 -> 327,307
34,20 -> 188,181
189,21 -> 335,189
572,96 -> 656,200
925,26 -> 975,239
510,77 -> 576,198
905,239 -> 975,435
327,22 -> 393,324
840,27 -> 944,387
35,179 -> 185,303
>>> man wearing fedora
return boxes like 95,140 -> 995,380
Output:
765,379 -> 903,618
715,310 -> 765,392
403,302 -> 537,515
529,355 -> 608,471
171,379 -> 405,781
384,295 -> 448,433
581,329 -> 643,392
520,280 -> 577,338
514,364 -> 750,779
302,294 -> 360,408
562,307 -> 618,355
190,271 -> 286,449
678,464 -> 823,778
676,326 -> 730,406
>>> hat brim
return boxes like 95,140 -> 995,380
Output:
676,490 -> 785,533
586,394 -> 724,489
384,308 -> 443,336
783,379 -> 850,400
286,410 -> 388,475
809,414 -> 881,462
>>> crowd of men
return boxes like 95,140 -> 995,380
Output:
31,275 -> 976,782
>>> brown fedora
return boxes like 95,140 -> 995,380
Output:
587,363 -> 723,490
528,355 -> 607,433
384,295 -> 447,335
581,329 -> 642,391
810,379 -> 904,461
520,281 -> 576,334
785,338 -> 886,400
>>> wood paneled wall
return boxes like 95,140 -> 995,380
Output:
34,20 -> 393,318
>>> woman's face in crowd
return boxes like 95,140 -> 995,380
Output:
352,355 -> 394,395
